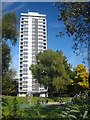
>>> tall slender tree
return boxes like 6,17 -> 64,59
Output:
1,12 -> 19,95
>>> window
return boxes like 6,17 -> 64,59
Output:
38,31 -> 43,33
23,64 -> 28,67
23,52 -> 28,55
23,60 -> 28,62
23,77 -> 28,79
23,85 -> 28,88
24,17 -> 28,20
32,56 -> 36,59
23,49 -> 28,51
24,21 -> 28,24
23,45 -> 28,47
24,41 -> 28,44
39,38 -> 43,40
23,73 -> 28,75
24,37 -> 28,40
39,34 -> 43,37
38,42 -> 43,44
39,46 -> 43,48
24,31 -> 28,33
24,34 -> 28,36
23,56 -> 28,59
39,25 -> 43,27
23,81 -> 28,83
39,28 -> 43,30
24,27 -> 28,30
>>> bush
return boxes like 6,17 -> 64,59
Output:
59,104 -> 89,120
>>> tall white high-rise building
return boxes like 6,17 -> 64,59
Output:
19,12 -> 47,97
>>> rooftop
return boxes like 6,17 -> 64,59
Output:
21,12 -> 46,17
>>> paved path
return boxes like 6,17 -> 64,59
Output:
42,102 -> 66,105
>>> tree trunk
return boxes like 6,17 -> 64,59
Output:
48,84 -> 53,98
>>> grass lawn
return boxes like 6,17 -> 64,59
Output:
1,95 -> 89,119
2,95 -> 70,118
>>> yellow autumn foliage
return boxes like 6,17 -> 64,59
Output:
73,64 -> 89,89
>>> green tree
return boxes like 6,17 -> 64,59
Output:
2,42 -> 11,75
30,50 -> 71,97
2,69 -> 17,95
55,2 -> 90,90
1,12 -> 19,95
2,11 -> 19,45
2,42 -> 17,95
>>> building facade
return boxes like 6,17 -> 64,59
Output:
19,12 -> 47,97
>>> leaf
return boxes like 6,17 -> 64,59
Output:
70,109 -> 80,113
59,114 -> 66,118
62,111 -> 68,115
68,114 -> 77,119
66,107 -> 70,111
83,110 -> 88,119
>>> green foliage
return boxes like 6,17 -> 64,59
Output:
2,11 -> 19,45
2,42 -> 11,75
2,12 -> 19,95
2,69 -> 17,95
59,104 -> 88,120
55,2 -> 89,56
2,43 -> 17,95
30,50 -> 71,97
72,91 -> 88,105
